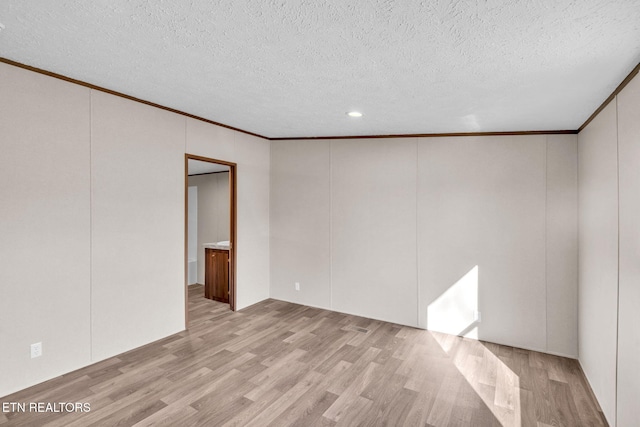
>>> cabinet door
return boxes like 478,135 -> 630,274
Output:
204,249 -> 229,303
204,248 -> 214,299
212,250 -> 229,303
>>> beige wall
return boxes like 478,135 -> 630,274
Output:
332,139 -> 418,326
270,134 -> 578,356
90,91 -> 186,362
616,72 -> 640,427
186,121 -> 271,310
578,101 -> 619,425
418,135 -> 577,354
188,172 -> 230,284
0,63 -> 270,397
418,136 -> 547,349
545,135 -> 579,357
270,140 -> 332,309
577,71 -> 640,426
0,62 -> 92,397
576,72 -> 640,427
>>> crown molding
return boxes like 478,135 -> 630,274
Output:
4,56 -> 639,140
0,57 -> 268,140
578,61 -> 640,132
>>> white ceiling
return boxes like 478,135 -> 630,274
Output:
1,0 -> 639,138
188,159 -> 229,176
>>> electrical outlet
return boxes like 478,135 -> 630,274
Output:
31,342 -> 42,358
295,282 -> 300,291
473,310 -> 482,323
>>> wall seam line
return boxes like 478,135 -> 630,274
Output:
268,137 -> 272,299
185,118 -> 189,321
545,136 -> 549,353
89,89 -> 94,363
329,141 -> 333,310
267,137 -> 271,303
415,138 -> 420,328
573,134 -> 579,358
614,94 -> 621,427
576,130 -> 581,363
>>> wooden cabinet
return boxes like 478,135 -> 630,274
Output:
205,248 -> 229,303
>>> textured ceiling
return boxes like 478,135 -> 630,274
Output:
1,0 -> 640,138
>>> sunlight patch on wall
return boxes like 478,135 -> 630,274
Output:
427,265 -> 479,339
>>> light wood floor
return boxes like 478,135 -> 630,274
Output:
1,285 -> 606,426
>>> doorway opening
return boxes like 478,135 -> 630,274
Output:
185,154 -> 237,328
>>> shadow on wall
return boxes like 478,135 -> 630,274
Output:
427,265 -> 480,339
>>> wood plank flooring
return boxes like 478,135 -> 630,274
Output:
1,285 -> 607,426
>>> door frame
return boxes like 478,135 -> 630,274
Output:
184,154 -> 237,328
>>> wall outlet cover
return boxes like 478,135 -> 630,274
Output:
30,342 -> 42,358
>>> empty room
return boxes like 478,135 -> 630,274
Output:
1,1 -> 639,426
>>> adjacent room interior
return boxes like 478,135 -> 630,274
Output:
1,1 -> 639,426
186,157 -> 235,313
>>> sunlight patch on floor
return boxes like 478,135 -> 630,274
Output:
431,331 -> 522,427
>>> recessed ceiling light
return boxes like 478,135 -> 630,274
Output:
347,111 -> 363,118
